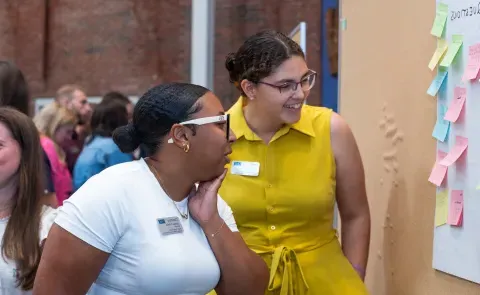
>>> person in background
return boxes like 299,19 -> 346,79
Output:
0,60 -> 56,207
0,107 -> 57,294
101,91 -> 134,121
34,103 -> 77,206
73,99 -> 133,191
55,85 -> 93,172
33,82 -> 268,295
212,30 -> 371,295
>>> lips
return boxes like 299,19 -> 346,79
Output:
284,103 -> 302,109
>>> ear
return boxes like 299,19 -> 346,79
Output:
169,124 -> 191,147
240,79 -> 257,101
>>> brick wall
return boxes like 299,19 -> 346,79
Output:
215,0 -> 322,108
0,0 -> 321,106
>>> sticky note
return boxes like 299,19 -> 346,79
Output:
435,190 -> 448,227
444,86 -> 466,122
427,68 -> 448,96
428,150 -> 448,186
462,43 -> 480,81
448,190 -> 463,227
438,136 -> 468,166
440,35 -> 463,67
431,3 -> 448,37
432,104 -> 450,142
429,39 -> 448,71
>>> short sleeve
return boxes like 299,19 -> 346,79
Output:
217,195 -> 238,232
54,173 -> 130,253
39,206 -> 58,241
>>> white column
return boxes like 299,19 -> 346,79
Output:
190,0 -> 215,90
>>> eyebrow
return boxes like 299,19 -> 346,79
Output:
274,70 -> 312,83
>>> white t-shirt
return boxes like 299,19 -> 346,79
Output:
0,206 -> 57,294
55,158 -> 239,295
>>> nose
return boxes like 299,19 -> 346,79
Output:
228,128 -> 237,143
292,84 -> 306,100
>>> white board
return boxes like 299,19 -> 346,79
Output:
432,0 -> 480,285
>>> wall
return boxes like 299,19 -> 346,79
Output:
214,0 -> 322,109
0,0 -> 192,97
339,0 -> 479,294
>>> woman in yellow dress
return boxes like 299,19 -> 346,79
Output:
215,30 -> 371,295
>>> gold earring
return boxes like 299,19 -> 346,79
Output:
183,143 -> 190,153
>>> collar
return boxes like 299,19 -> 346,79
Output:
228,97 -> 316,142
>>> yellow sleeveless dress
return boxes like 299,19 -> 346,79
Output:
208,99 -> 369,295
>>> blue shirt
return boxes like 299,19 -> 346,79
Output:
73,136 -> 133,191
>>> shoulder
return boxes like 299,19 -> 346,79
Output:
39,205 -> 58,241
328,112 -> 359,158
75,160 -> 144,191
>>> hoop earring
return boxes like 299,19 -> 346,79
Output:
183,143 -> 190,153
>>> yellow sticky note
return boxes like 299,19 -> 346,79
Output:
435,190 -> 448,227
440,35 -> 463,67
431,3 -> 448,37
429,39 -> 448,70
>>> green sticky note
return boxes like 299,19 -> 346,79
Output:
340,18 -> 347,31
440,35 -> 463,67
431,3 -> 448,37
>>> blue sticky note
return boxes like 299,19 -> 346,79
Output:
427,69 -> 448,97
432,104 -> 450,142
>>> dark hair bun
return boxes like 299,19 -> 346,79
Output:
225,53 -> 238,83
113,123 -> 140,153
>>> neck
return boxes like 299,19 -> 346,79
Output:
147,154 -> 195,202
244,103 -> 283,143
0,180 -> 16,219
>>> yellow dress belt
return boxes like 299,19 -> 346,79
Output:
268,245 -> 309,295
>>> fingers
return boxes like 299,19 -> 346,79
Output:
209,169 -> 227,191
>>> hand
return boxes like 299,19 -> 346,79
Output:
188,169 -> 227,227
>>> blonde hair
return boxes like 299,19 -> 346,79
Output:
34,102 -> 77,162
55,84 -> 85,104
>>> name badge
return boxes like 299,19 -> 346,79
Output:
230,161 -> 260,177
157,217 -> 184,236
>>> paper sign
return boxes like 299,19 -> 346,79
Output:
427,68 -> 448,96
448,190 -> 463,226
440,35 -> 464,67
444,87 -> 466,122
438,136 -> 468,166
429,39 -> 448,71
435,190 -> 449,227
432,104 -> 450,142
428,150 -> 448,186
431,3 -> 448,37
462,43 -> 480,81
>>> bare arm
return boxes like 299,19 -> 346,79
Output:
202,214 -> 269,295
33,224 -> 109,295
330,112 -> 371,280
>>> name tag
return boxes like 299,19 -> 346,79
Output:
230,161 -> 260,177
157,217 -> 184,236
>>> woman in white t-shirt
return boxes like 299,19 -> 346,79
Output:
0,107 -> 57,294
34,83 -> 269,295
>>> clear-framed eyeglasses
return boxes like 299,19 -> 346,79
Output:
257,70 -> 317,94
167,114 -> 230,143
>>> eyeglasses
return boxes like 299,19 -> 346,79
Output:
257,70 -> 317,94
167,114 -> 230,143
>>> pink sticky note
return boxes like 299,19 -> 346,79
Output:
438,136 -> 468,166
448,190 -> 463,226
428,150 -> 448,186
463,44 -> 480,81
444,87 -> 467,123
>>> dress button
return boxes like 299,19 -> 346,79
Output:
267,206 -> 275,213
267,184 -> 272,188
270,225 -> 276,231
